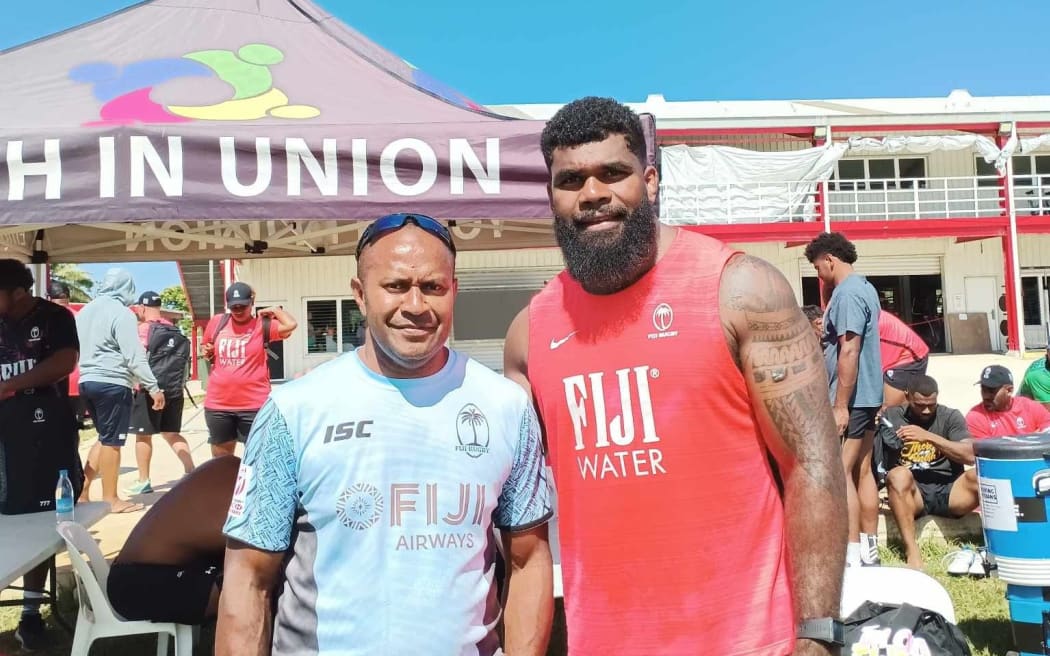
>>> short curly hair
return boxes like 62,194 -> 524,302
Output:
0,259 -> 33,292
801,305 -> 823,323
804,232 -> 858,264
540,96 -> 647,169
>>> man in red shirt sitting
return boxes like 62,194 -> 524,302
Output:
966,365 -> 1050,438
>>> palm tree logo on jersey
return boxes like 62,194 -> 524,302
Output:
653,303 -> 674,332
456,404 -> 490,458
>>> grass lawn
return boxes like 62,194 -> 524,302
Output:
0,539 -> 1014,655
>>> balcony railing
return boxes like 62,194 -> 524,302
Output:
827,175 -> 1001,221
660,174 -> 1048,224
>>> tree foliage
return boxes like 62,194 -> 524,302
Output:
160,285 -> 193,334
50,263 -> 94,302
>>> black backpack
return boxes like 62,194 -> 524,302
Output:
146,321 -> 191,396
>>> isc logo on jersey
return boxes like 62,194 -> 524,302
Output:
562,364 -> 667,481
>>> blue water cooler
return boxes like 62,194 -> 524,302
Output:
974,434 -> 1050,656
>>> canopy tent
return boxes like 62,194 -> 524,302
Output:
0,0 -> 656,262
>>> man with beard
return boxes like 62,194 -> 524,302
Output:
967,364 -> 1050,438
879,375 -> 978,569
504,97 -> 847,655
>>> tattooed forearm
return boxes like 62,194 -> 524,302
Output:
719,252 -> 847,628
762,384 -> 841,493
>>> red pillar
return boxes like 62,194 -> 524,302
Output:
997,132 -> 1022,351
1002,235 -> 1021,351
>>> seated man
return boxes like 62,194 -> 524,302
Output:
1018,346 -> 1050,410
107,456 -> 239,625
881,375 -> 979,569
967,365 -> 1050,438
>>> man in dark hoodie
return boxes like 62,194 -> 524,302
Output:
75,269 -> 165,514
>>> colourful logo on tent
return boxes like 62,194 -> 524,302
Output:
70,44 -> 320,126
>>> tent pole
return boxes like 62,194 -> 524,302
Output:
209,259 -> 216,318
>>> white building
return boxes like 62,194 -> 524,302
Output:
238,90 -> 1050,378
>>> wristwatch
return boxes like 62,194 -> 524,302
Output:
797,617 -> 845,646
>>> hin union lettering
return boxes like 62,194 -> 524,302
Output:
3,135 -> 501,201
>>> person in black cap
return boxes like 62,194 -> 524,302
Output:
201,282 -> 297,458
966,364 -> 1050,438
125,291 -> 195,495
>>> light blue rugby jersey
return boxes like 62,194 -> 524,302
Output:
223,348 -> 553,656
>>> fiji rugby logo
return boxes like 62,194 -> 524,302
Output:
33,408 -> 45,424
648,303 -> 678,340
336,484 -> 383,530
28,326 -> 41,342
456,404 -> 490,458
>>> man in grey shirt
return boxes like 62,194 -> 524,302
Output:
806,231 -> 884,567
76,269 -> 165,514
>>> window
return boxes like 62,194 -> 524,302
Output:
831,157 -> 927,191
305,298 -> 365,354
975,157 -> 999,187
981,155 -> 1050,209
1022,276 -> 1042,327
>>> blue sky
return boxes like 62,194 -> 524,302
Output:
5,0 -> 1049,292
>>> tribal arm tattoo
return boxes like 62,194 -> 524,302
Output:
720,254 -> 847,645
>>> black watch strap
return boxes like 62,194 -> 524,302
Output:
797,617 -> 845,646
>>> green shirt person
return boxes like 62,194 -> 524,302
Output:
1018,348 -> 1050,407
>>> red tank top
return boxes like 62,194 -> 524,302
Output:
528,230 -> 794,655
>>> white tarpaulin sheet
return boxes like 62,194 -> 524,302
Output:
660,143 -> 846,223
1019,134 -> 1050,154
845,134 -> 1001,165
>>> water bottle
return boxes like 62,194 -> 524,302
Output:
55,469 -> 74,523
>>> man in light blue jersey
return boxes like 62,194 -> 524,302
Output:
216,213 -> 555,656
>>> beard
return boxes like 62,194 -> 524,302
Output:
554,196 -> 659,295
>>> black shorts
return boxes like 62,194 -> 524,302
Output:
845,406 -> 878,439
884,357 -> 930,392
108,561 -> 221,625
918,481 -> 958,518
129,391 -> 185,435
79,382 -> 133,447
205,409 -> 258,445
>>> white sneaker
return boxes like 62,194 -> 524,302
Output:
860,535 -> 881,566
944,548 -> 987,577
970,548 -> 990,577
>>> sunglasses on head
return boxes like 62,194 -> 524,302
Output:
355,213 -> 456,258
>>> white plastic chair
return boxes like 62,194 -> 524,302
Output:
57,521 -> 194,656
840,565 -> 957,623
